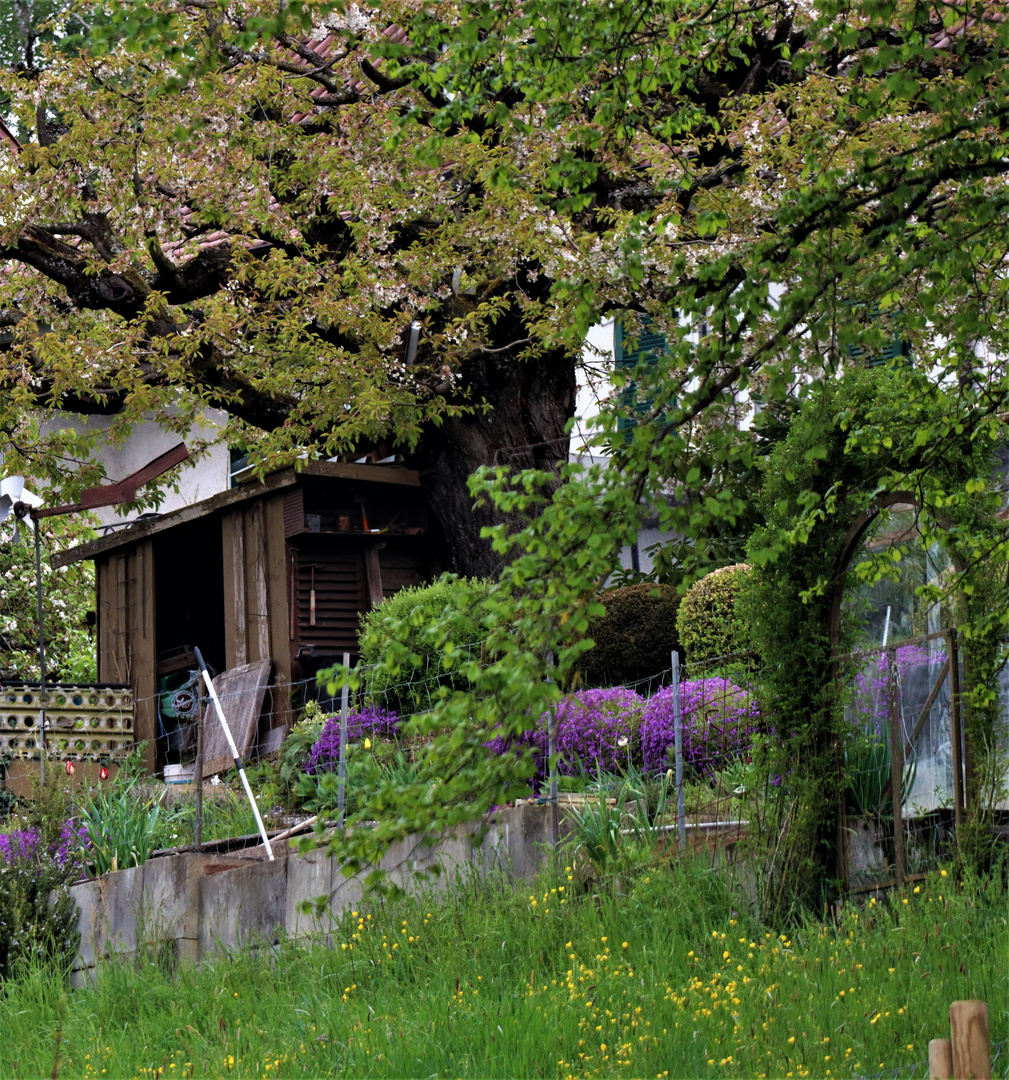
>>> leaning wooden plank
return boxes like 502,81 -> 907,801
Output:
201,660 -> 272,776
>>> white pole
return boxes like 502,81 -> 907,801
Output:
882,605 -> 892,648
193,648 -> 274,860
337,652 -> 350,824
673,652 -> 686,851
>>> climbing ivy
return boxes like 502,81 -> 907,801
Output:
742,368 -> 1007,910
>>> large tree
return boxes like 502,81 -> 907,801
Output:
3,0 -> 1009,572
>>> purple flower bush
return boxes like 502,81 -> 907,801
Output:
487,688 -> 645,794
851,644 -> 930,730
0,829 -> 38,863
485,727 -> 548,792
640,678 -> 759,775
554,688 -> 645,776
0,820 -> 83,978
0,820 -> 89,875
306,706 -> 400,774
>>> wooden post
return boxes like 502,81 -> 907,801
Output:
948,630 -> 965,827
950,1000 -> 991,1080
887,647 -> 905,888
929,1039 -> 954,1079
193,683 -> 205,850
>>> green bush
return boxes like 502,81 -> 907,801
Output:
0,858 -> 79,981
675,563 -> 752,668
578,583 -> 681,686
277,702 -> 330,808
358,577 -> 491,714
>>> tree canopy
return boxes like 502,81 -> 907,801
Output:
1,0 -> 1007,576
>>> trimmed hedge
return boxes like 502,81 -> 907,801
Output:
358,577 -> 491,714
675,564 -> 752,668
578,583 -> 681,686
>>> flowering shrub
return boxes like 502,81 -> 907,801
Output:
0,830 -> 38,864
554,688 -> 645,776
0,821 -> 83,979
0,821 -> 88,875
306,706 -> 401,774
486,689 -> 644,793
640,678 -> 758,775
485,727 -> 549,793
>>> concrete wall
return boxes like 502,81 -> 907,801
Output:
67,803 -> 555,985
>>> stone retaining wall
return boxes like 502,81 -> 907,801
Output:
68,802 -> 555,985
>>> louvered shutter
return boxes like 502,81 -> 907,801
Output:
845,305 -> 911,367
614,319 -> 667,435
291,545 -> 367,655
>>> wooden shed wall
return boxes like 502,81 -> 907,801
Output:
222,494 -> 292,730
96,539 -> 157,772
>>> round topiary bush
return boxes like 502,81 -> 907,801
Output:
358,576 -> 492,714
578,583 -> 682,687
675,564 -> 752,668
639,678 -> 758,775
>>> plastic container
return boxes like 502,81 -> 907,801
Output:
163,763 -> 195,784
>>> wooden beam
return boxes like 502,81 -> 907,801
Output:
232,510 -> 248,667
264,494 -> 294,731
364,543 -> 384,610
296,460 -> 421,487
50,468 -> 301,567
247,502 -> 271,663
131,540 -> 156,773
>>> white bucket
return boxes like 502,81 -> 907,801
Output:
163,763 -> 195,784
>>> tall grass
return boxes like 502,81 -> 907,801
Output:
0,859 -> 1005,1079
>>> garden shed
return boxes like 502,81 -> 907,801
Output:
52,461 -> 444,772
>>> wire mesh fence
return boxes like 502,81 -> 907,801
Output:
0,629 -> 973,883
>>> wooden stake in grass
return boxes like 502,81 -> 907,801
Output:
949,1001 -> 991,1080
929,1038 -> 953,1079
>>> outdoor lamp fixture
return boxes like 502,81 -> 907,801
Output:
0,444 -> 190,781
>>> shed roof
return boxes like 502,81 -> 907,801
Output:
51,460 -> 420,568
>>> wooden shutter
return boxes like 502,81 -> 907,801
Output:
291,545 -> 367,654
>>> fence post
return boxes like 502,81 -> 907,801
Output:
672,652 -> 686,852
947,630 -> 965,828
887,647 -> 905,888
950,1000 -> 991,1080
929,1039 -> 953,1079
546,650 -> 558,847
194,680 -> 205,850
337,651 -> 350,825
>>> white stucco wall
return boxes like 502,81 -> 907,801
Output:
42,410 -> 232,528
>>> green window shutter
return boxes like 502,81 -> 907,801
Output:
845,304 -> 911,368
614,319 -> 668,435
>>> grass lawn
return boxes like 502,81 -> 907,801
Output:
1,858 -> 1005,1079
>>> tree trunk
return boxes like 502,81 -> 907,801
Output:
409,345 -> 577,578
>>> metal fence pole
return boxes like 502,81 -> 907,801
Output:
947,629 -> 965,827
194,679 -> 205,849
337,651 -> 350,825
887,647 -> 905,888
673,652 -> 686,851
33,517 -> 46,783
546,650 -> 558,846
